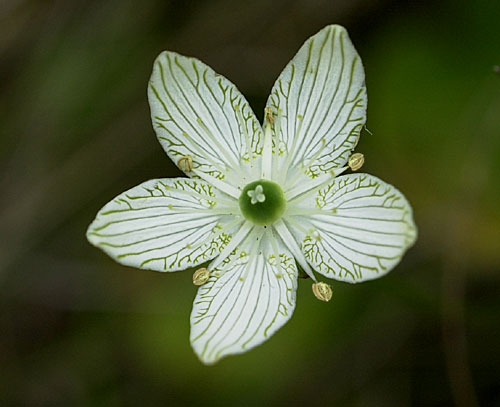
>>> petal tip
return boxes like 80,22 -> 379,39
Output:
85,220 -> 99,247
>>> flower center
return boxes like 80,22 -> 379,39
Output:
239,179 -> 286,225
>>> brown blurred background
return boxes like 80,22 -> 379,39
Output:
1,0 -> 499,405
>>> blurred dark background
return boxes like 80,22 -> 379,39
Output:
1,0 -> 499,405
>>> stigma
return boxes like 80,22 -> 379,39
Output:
247,185 -> 266,204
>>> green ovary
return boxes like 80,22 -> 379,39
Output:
239,179 -> 286,225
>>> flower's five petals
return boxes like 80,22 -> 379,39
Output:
87,24 -> 418,366
148,51 -> 263,185
291,174 -> 417,283
267,25 -> 366,177
190,235 -> 298,364
87,178 -> 238,272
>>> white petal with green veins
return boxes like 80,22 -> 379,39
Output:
148,51 -> 263,185
190,233 -> 298,365
87,178 -> 238,272
266,24 -> 366,179
290,174 -> 417,283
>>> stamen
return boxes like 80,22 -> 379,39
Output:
282,215 -> 311,235
178,131 -> 227,173
267,227 -> 283,278
163,182 -> 236,207
279,114 -> 304,185
193,268 -> 210,286
312,282 -> 332,302
235,104 -> 256,172
191,168 -> 241,199
283,138 -> 327,190
348,153 -> 365,171
304,138 -> 327,169
177,155 -> 193,172
196,117 -> 246,179
285,207 -> 330,216
164,206 -> 236,215
285,166 -> 348,202
275,109 -> 282,142
261,108 -> 274,179
265,107 -> 274,124
209,221 -> 253,271
197,160 -> 230,180
270,109 -> 285,184
239,227 -> 265,282
175,132 -> 235,182
186,217 -> 243,253
273,219 -> 317,282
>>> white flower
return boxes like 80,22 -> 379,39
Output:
87,25 -> 417,364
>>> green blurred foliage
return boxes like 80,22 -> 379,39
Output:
1,0 -> 499,405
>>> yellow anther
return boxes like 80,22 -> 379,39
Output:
264,107 -> 274,124
312,282 -> 332,302
177,155 -> 193,172
193,268 -> 210,286
348,153 -> 365,171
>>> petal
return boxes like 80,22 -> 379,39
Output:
289,174 -> 417,283
87,178 -> 239,272
190,232 -> 298,364
148,51 -> 263,185
267,25 -> 366,177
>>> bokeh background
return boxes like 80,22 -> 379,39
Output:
1,0 -> 499,405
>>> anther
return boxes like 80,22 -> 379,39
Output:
192,268 -> 210,286
312,282 -> 332,302
348,153 -> 364,171
177,155 -> 193,172
264,107 -> 274,124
